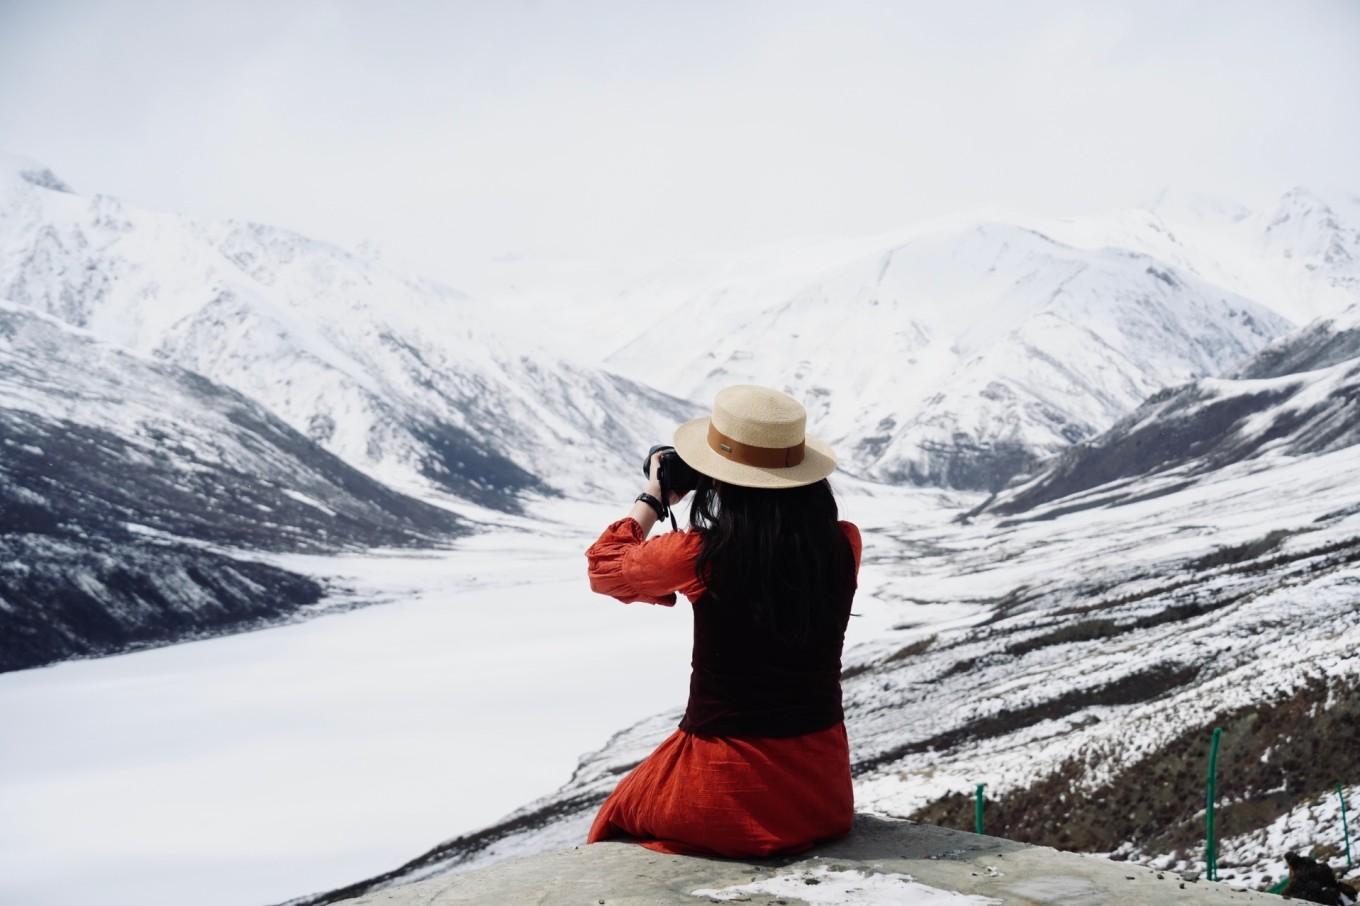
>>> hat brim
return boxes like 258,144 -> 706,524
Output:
672,416 -> 838,489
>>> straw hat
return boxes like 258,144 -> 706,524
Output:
672,384 -> 837,489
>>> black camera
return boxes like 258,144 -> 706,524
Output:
642,444 -> 700,495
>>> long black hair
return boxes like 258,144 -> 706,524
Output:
689,473 -> 855,647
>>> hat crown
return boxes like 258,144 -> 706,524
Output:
710,384 -> 806,448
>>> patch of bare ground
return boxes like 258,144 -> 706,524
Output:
908,675 -> 1360,867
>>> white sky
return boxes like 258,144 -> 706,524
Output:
2,0 -> 1358,283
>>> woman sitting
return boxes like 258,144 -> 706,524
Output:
584,383 -> 862,858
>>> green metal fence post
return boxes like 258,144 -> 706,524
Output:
1340,783 -> 1353,870
975,783 -> 986,835
1205,727 -> 1223,882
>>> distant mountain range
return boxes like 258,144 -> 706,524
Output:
0,153 -> 698,511
9,153 -> 1355,508
607,222 -> 1290,490
2,150 -> 1356,697
415,186 -> 1360,496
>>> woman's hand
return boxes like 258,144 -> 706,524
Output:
648,451 -> 686,506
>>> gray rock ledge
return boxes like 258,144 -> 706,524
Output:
331,815 -> 1275,905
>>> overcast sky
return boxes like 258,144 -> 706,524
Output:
3,1 -> 1358,281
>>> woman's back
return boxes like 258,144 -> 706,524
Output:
681,519 -> 860,738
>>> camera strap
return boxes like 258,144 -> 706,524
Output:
659,471 -> 679,532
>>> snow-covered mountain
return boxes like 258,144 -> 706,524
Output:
981,304 -> 1360,517
1038,187 -> 1360,325
0,154 -> 700,511
0,302 -> 469,671
607,222 -> 1289,490
463,186 -> 1358,496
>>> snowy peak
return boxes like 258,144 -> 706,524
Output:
1261,186 -> 1360,276
1269,184 -> 1346,222
609,220 -> 1289,491
1033,185 -> 1360,326
984,358 -> 1360,518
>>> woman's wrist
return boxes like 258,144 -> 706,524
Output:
634,490 -> 665,520
644,479 -> 663,498
629,494 -> 661,533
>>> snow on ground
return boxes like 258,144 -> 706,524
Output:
692,865 -> 1002,904
1211,785 -> 1360,889
853,444 -> 1360,816
0,483 -> 964,906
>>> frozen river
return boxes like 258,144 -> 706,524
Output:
0,499 -> 691,905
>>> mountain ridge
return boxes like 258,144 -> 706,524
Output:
0,153 -> 701,511
978,304 -> 1360,518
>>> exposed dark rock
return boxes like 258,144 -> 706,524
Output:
0,535 -> 323,672
407,417 -> 553,511
1235,306 -> 1360,379
881,438 -> 1042,494
18,166 -> 73,193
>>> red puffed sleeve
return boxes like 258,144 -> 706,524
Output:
585,517 -> 706,606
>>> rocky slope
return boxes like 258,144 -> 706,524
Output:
1233,302 -> 1360,379
0,303 -> 468,671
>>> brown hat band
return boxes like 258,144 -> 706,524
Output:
706,420 -> 806,468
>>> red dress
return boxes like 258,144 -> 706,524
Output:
583,516 -> 862,858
